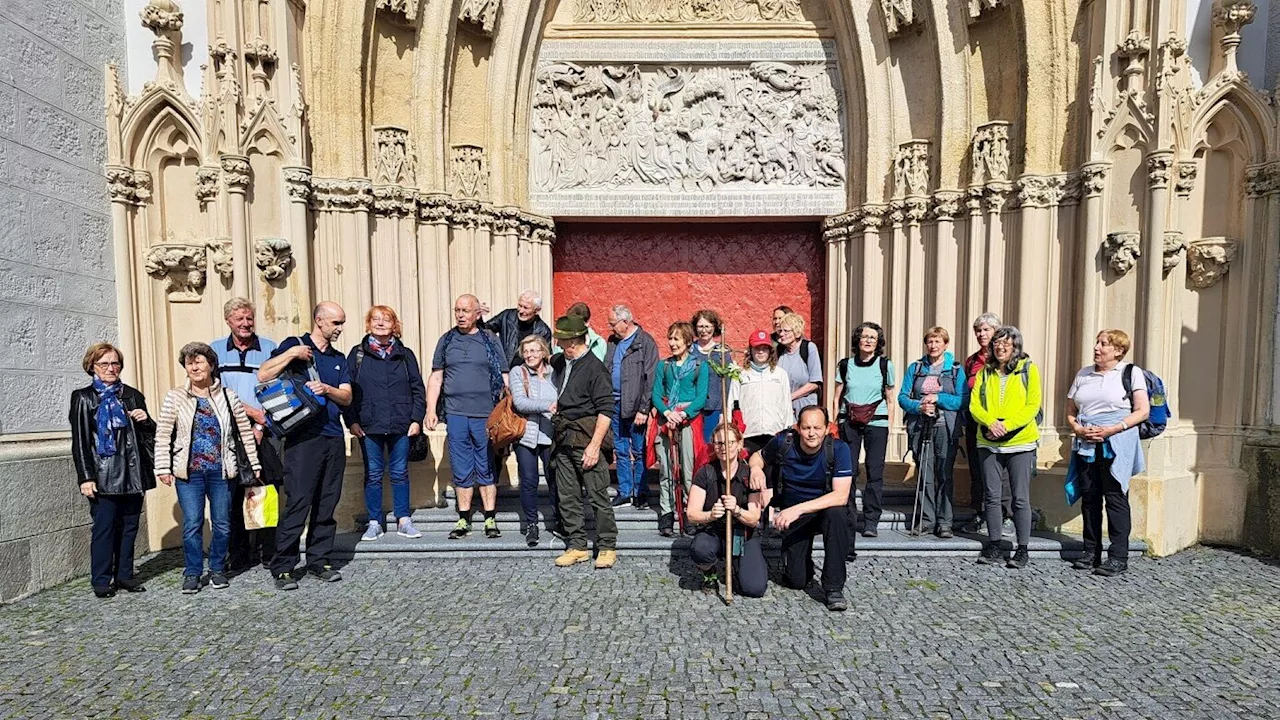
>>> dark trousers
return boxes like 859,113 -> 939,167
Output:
691,530 -> 768,598
966,418 -> 1011,518
88,493 -> 143,590
979,449 -> 1034,546
842,423 -> 888,526
552,446 -> 617,551
780,505 -> 853,594
514,443 -> 558,531
271,435 -> 346,576
1080,457 -> 1132,561
230,435 -> 281,570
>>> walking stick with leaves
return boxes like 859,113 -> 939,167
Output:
707,327 -> 742,605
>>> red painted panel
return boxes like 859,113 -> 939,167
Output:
553,222 -> 825,350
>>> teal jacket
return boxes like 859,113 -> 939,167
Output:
652,354 -> 709,415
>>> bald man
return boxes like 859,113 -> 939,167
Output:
427,294 -> 506,540
258,301 -> 353,590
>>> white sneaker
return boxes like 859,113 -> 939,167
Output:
360,520 -> 384,542
1001,519 -> 1015,538
397,519 -> 423,539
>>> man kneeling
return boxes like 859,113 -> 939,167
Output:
687,424 -> 767,598
749,406 -> 855,611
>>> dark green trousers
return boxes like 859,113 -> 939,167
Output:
552,446 -> 617,551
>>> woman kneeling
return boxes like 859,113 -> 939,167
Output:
686,424 -> 767,598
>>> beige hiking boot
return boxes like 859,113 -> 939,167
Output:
594,549 -> 617,569
555,549 -> 592,567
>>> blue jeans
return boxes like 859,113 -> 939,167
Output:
612,401 -> 648,499
362,433 -> 411,522
176,465 -> 232,577
446,415 -> 493,487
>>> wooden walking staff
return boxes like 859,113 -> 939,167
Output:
711,324 -> 738,605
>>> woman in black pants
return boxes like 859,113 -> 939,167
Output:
686,424 -> 767,598
834,322 -> 894,537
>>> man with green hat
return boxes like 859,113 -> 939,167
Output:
548,314 -> 618,569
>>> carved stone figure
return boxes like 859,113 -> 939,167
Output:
968,0 -> 1007,21
1163,231 -> 1186,273
574,0 -> 803,23
145,243 -> 207,302
1104,231 -> 1141,276
376,0 -> 422,23
881,0 -> 920,37
459,0 -> 500,35
206,238 -> 234,280
894,140 -> 930,197
373,126 -> 414,186
1147,153 -> 1174,188
1081,163 -> 1109,196
530,60 -> 844,194
1187,237 -> 1239,288
451,145 -> 489,199
253,238 -> 294,281
971,121 -> 1010,185
1175,162 -> 1198,197
195,166 -> 220,206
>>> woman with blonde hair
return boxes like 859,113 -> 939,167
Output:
775,312 -> 822,415
510,334 -> 560,546
346,305 -> 427,542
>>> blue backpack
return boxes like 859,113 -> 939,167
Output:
1121,363 -> 1171,439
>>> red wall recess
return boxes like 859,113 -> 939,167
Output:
552,222 -> 825,355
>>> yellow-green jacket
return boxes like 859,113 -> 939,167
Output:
967,358 -> 1042,449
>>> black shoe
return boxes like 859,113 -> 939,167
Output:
632,495 -> 647,509
861,527 -> 878,538
1093,558 -> 1128,577
611,494 -> 630,508
1071,556 -> 1100,570
658,513 -> 675,537
1006,548 -> 1030,569
181,575 -> 202,594
937,528 -> 954,539
976,543 -> 1003,565
274,574 -> 299,591
93,586 -> 116,599
961,516 -> 985,534
311,566 -> 342,583
824,591 -> 848,612
208,572 -> 230,589
525,525 -> 540,547
115,579 -> 146,593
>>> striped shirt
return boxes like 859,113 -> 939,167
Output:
212,334 -> 277,411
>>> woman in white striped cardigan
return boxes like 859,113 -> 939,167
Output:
155,342 -> 260,593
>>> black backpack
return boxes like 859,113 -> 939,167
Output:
766,429 -> 835,508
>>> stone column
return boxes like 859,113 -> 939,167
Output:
220,155 -> 252,299
888,201 -> 909,373
1078,162 -> 1110,366
1143,151 -> 1174,371
904,197 -> 929,359
984,184 -> 1011,316
283,167 -> 314,316
1014,175 -> 1056,373
106,166 -> 141,384
964,187 -> 986,343
417,194 -> 454,346
932,191 -> 963,335
860,205 -> 888,324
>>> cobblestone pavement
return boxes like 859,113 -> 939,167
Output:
0,547 -> 1277,720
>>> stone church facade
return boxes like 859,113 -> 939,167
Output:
3,0 -> 1280,599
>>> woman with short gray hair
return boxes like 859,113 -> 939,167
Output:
962,312 -> 1012,535
155,341 -> 260,593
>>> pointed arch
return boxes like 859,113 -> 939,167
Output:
123,88 -> 204,168
1189,82 -> 1274,164
1095,94 -> 1156,159
241,100 -> 301,165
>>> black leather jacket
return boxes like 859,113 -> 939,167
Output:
69,384 -> 157,495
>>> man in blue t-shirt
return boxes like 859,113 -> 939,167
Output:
257,301 -> 353,590
749,406 -> 855,611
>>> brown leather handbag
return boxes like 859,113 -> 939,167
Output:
486,370 -> 530,449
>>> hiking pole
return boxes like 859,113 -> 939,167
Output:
671,425 -> 686,534
724,509 -> 733,605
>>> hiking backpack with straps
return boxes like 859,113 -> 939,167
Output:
1120,363 -> 1171,439
836,355 -> 891,424
766,429 -> 835,508
977,360 -> 1044,428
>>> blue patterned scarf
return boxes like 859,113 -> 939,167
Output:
476,330 -> 506,403
92,377 -> 129,457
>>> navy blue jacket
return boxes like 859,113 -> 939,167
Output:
343,336 -> 427,435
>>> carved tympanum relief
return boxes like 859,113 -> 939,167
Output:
531,61 -> 844,194
573,0 -> 803,22
145,243 -> 207,302
254,238 -> 294,281
971,121 -> 1010,185
451,145 -> 489,199
1188,237 -> 1238,288
1104,231 -> 1141,276
373,126 -> 414,186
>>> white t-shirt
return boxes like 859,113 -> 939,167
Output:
1068,363 -> 1146,417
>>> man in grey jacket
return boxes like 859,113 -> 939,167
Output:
603,304 -> 659,508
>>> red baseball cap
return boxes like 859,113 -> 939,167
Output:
748,330 -> 771,347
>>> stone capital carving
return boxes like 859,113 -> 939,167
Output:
459,0 -> 500,35
209,35 -> 236,64
376,0 -> 422,23
373,126 -> 414,186
1174,162 -> 1198,197
1188,237 -> 1238,288
965,187 -> 984,214
574,0 -> 805,22
1146,152 -> 1174,189
243,37 -> 278,68
106,166 -> 146,204
968,0 -> 1008,22
1116,30 -> 1151,62
417,193 -> 454,224
312,178 -> 374,212
971,121 -> 1010,185
450,145 -> 489,200
145,243 -> 207,302
283,167 -> 312,202
1163,231 -> 1186,273
1104,231 -> 1142,276
254,238 -> 294,281
881,0 -> 921,38
220,155 -> 251,190
1245,164 -> 1279,196
1016,174 -> 1070,208
930,191 -> 963,221
894,140 -> 930,198
984,183 -> 1011,213
491,207 -> 525,235
861,204 -> 889,229
451,200 -> 496,230
372,185 -> 418,217
1213,0 -> 1257,36
821,210 -> 861,241
904,197 -> 929,225
206,238 -> 234,280
140,0 -> 184,32
1081,163 -> 1110,197
195,166 -> 221,207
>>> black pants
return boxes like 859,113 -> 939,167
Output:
780,506 -> 853,594
88,493 -> 143,590
514,443 -> 558,532
966,418 -> 1011,519
229,434 -> 282,570
690,530 -> 768,598
271,435 -> 346,576
1079,457 -> 1131,561
842,423 -> 888,527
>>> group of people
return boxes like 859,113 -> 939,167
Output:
68,290 -> 1149,610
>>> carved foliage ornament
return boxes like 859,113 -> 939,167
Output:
968,0 -> 1007,21
574,0 -> 803,23
254,238 -> 294,281
373,126 -> 414,186
145,243 -> 207,302
283,167 -> 312,201
1147,153 -> 1174,189
1163,231 -> 1186,273
893,140 -> 930,197
1104,232 -> 1141,276
140,0 -> 184,32
451,145 -> 489,199
195,166 -> 220,206
881,0 -> 920,37
1187,237 -> 1238,288
221,155 -> 251,189
206,238 -> 234,280
311,178 -> 374,212
106,167 -> 153,204
531,61 -> 844,194
377,0 -> 422,23
971,121 -> 1010,185
459,0 -> 500,35
1081,164 -> 1109,197
1213,0 -> 1258,36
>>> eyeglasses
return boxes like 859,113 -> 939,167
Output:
94,361 -> 123,369
992,339 -> 1013,348
712,441 -> 740,448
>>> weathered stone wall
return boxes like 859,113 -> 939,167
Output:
0,0 -> 127,601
